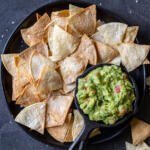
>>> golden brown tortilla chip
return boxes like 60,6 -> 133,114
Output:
146,76 -> 150,86
46,95 -> 73,127
69,4 -> 84,16
48,25 -> 79,61
124,26 -> 139,43
130,118 -> 150,145
74,34 -> 97,65
59,55 -> 88,84
15,102 -> 46,134
21,13 -> 50,46
92,22 -> 127,46
47,113 -> 72,143
51,10 -> 69,30
94,41 -> 119,63
16,83 -> 41,107
89,128 -> 101,138
36,65 -> 62,99
69,5 -> 96,36
1,54 -> 18,76
117,43 -> 150,71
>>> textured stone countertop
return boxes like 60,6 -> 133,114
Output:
0,0 -> 150,150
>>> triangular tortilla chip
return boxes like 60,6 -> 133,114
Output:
16,83 -> 41,107
1,54 -> 18,76
143,59 -> 150,64
30,51 -> 55,81
130,118 -> 150,145
15,102 -> 46,134
21,13 -> 50,46
69,5 -> 96,36
92,22 -> 127,46
48,25 -> 79,61
74,34 -> 97,65
96,19 -> 103,29
36,65 -> 62,99
117,43 -> 150,71
109,56 -> 121,66
123,26 -> 139,43
46,95 -> 73,127
72,110 -> 84,141
51,10 -> 69,30
94,41 -> 119,63
59,55 -> 88,84
47,113 -> 72,143
69,4 -> 84,16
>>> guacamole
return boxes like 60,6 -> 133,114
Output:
77,65 -> 135,125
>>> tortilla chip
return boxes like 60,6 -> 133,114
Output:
72,110 -> 84,141
92,22 -> 127,46
51,10 -> 69,30
47,113 -> 72,143
30,51 -> 55,81
16,83 -> 41,107
36,65 -> 62,99
69,5 -> 96,36
109,56 -> 121,66
74,34 -> 97,65
48,25 -> 79,61
143,59 -> 150,64
69,4 -> 84,16
123,26 -> 139,43
63,82 -> 76,94
46,95 -> 73,127
59,55 -> 88,84
1,54 -> 18,76
15,101 -> 46,134
94,41 -> 119,63
117,43 -> 150,71
21,13 -> 50,46
130,118 -> 150,145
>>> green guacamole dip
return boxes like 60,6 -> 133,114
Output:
77,65 -> 135,125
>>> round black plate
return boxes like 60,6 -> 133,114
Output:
1,0 -> 146,148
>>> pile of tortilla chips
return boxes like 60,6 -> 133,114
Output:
1,4 -> 150,143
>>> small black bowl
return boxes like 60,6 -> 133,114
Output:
69,63 -> 139,150
75,63 -> 139,128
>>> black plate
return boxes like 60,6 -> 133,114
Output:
1,0 -> 146,148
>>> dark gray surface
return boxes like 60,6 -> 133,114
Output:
0,0 -> 150,150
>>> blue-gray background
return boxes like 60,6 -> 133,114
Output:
0,0 -> 150,150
